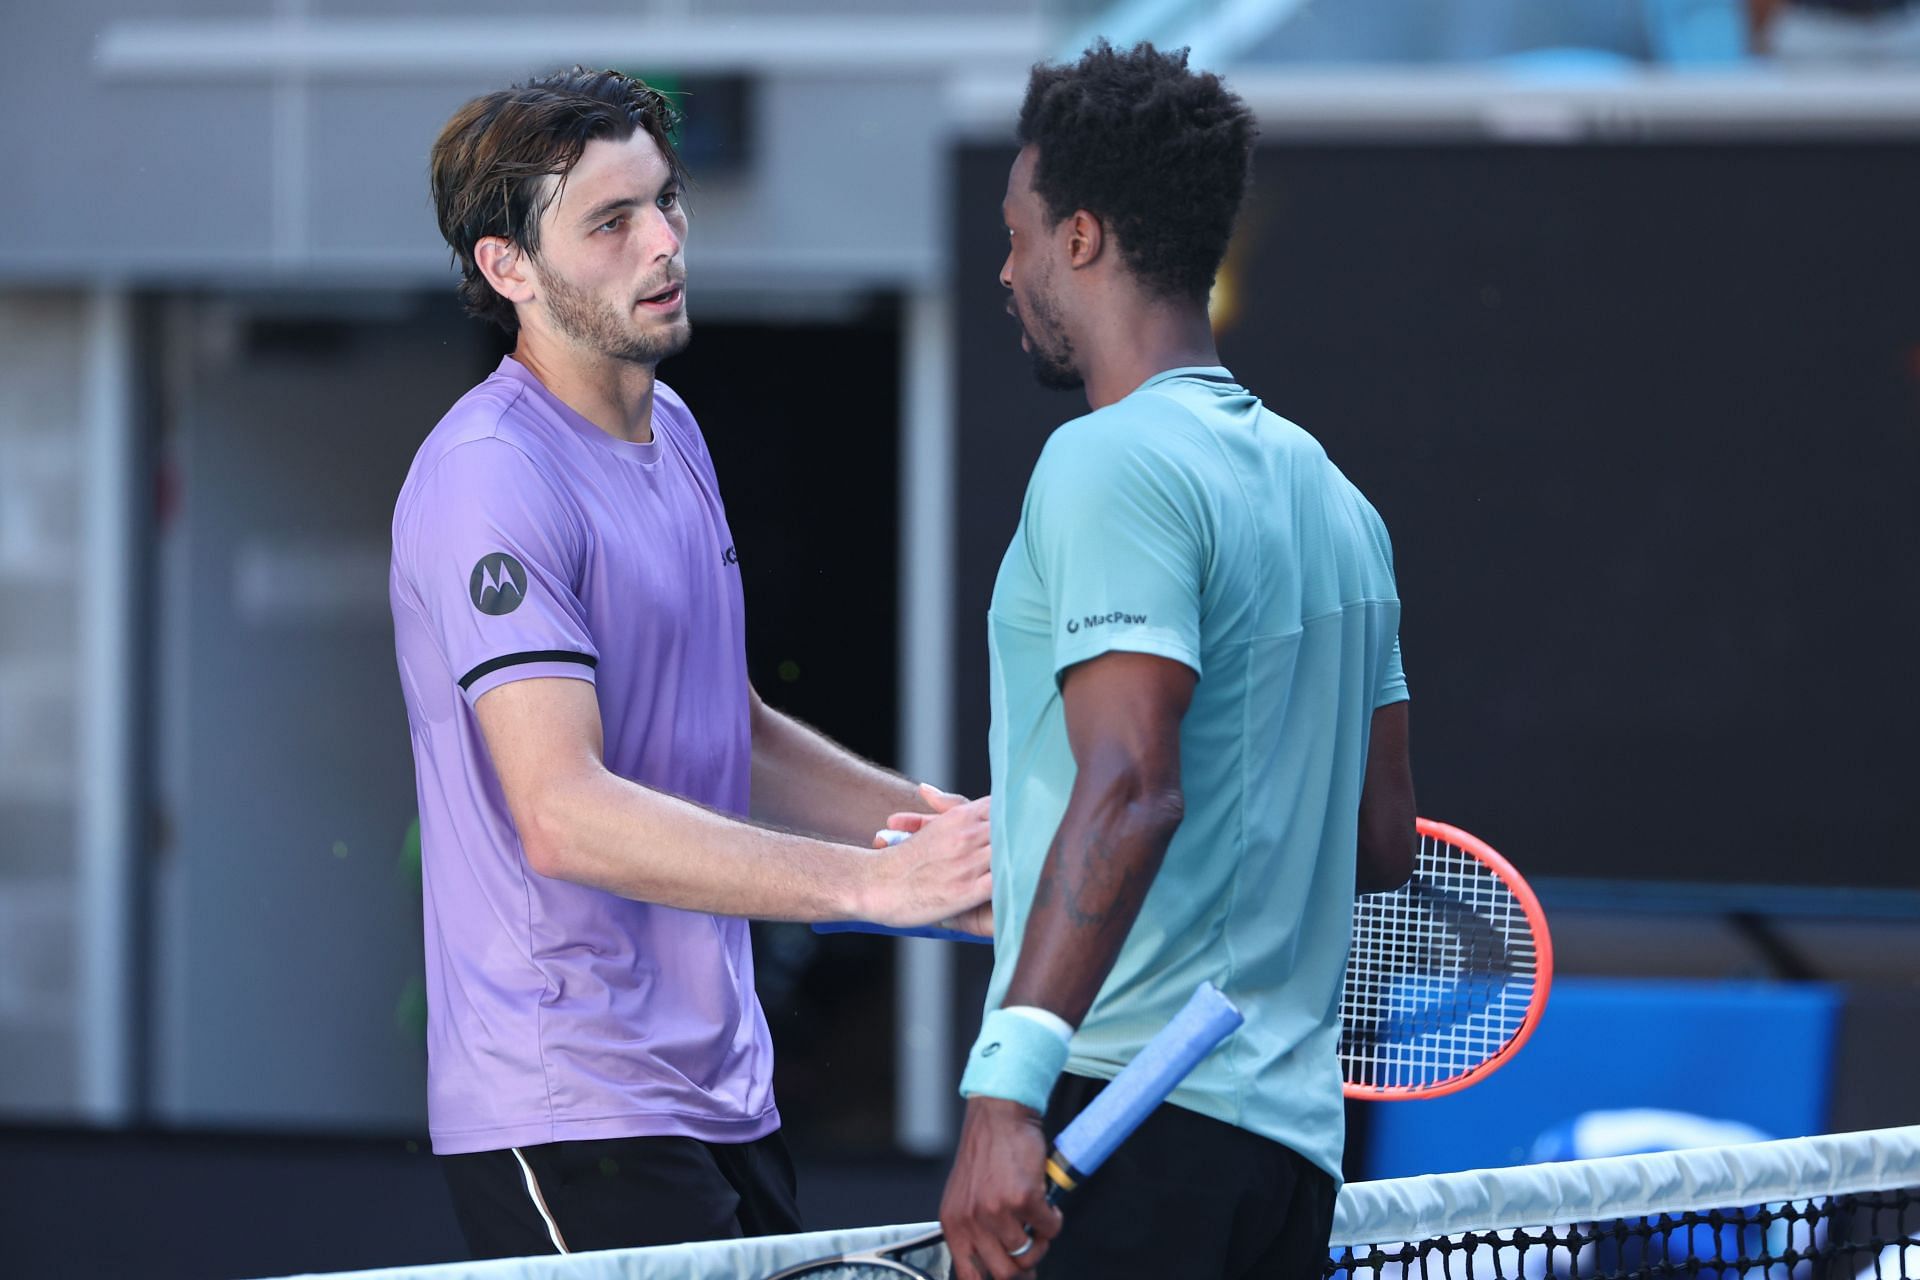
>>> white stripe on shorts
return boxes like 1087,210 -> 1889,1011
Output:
510,1147 -> 570,1254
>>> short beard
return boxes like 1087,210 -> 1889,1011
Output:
1020,286 -> 1082,391
1029,339 -> 1082,391
539,260 -> 691,367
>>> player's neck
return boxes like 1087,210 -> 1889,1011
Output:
512,334 -> 659,445
1079,301 -> 1220,412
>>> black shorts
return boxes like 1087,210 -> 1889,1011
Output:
440,1130 -> 802,1259
1035,1074 -> 1337,1280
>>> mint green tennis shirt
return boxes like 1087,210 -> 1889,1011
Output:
984,367 -> 1407,1181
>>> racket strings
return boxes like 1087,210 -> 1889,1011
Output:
1340,833 -> 1540,1092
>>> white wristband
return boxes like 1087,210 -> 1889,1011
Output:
960,1008 -> 1073,1112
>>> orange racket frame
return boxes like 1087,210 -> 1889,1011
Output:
1341,818 -> 1553,1100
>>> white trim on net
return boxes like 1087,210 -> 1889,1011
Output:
1332,1125 -> 1920,1248
232,1128 -> 1920,1278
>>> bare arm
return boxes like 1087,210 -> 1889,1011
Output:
939,652 -> 1189,1279
474,676 -> 990,926
1355,700 -> 1416,895
1001,652 -> 1195,1024
748,687 -> 933,842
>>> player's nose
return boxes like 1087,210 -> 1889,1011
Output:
644,205 -> 683,259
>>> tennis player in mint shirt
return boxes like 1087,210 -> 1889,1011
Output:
934,43 -> 1418,1280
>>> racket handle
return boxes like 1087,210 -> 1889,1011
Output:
1044,982 -> 1242,1191
811,921 -> 990,944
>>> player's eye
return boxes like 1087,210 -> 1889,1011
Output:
657,189 -> 681,211
596,216 -> 625,233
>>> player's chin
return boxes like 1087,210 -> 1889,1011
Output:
640,309 -> 690,338
1031,355 -> 1082,391
646,318 -> 692,362
629,301 -> 689,330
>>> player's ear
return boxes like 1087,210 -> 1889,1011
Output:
476,236 -> 536,306
1066,210 -> 1104,270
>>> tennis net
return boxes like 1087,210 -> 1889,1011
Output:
1331,1124 -> 1919,1280
260,1125 -> 1920,1280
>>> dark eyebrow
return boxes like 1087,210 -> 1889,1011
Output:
579,196 -> 639,228
578,178 -> 683,229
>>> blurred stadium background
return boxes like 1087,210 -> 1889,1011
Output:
1,0 -> 1917,1275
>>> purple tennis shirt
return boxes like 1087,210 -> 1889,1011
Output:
389,356 -> 777,1155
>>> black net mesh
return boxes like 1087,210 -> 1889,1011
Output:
1331,1189 -> 1920,1280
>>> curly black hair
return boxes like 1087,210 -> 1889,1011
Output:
430,67 -> 685,333
1017,41 -> 1256,304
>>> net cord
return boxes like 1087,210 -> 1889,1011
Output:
1332,1124 -> 1920,1249
247,1128 -> 1920,1280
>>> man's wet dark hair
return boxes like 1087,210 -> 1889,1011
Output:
431,67 -> 685,333
1017,41 -> 1257,303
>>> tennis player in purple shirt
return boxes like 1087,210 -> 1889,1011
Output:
391,68 -> 992,1260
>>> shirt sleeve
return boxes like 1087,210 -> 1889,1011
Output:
1376,635 -> 1409,708
395,439 -> 599,705
1023,419 -> 1210,682
1360,495 -> 1409,709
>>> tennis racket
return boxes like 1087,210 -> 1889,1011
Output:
761,982 -> 1244,1280
819,817 -> 1551,1100
1339,818 -> 1552,1099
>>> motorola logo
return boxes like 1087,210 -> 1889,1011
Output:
469,552 -> 528,616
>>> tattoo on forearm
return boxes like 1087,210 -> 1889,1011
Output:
1016,811 -> 1172,1013
1063,829 -> 1155,930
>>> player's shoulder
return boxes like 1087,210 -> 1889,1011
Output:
1041,397 -> 1218,518
1045,389 -> 1201,468
1304,442 -> 1395,560
396,377 -> 564,522
1212,391 -> 1323,464
1036,410 -> 1137,498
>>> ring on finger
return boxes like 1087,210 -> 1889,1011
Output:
1008,1237 -> 1034,1259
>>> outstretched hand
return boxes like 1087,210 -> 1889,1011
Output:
859,786 -> 992,929
874,786 -> 994,937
